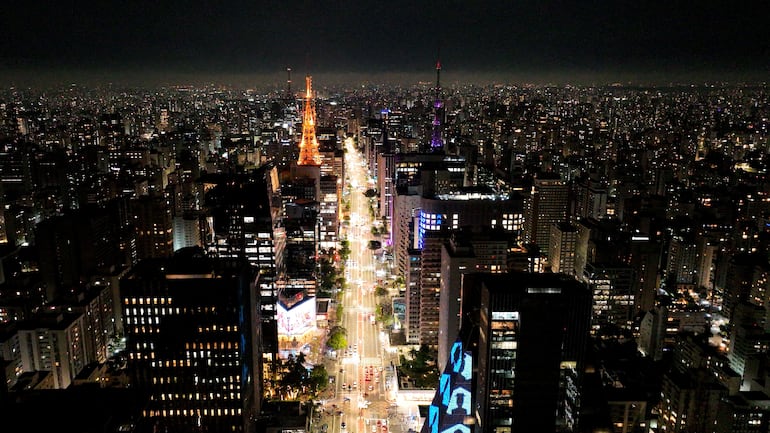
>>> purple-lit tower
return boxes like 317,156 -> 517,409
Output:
429,59 -> 444,152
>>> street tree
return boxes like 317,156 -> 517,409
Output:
326,326 -> 347,351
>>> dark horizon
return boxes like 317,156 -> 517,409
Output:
1,0 -> 768,88
1,66 -> 767,90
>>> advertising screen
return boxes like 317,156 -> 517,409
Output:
277,297 -> 317,337
422,338 -> 474,433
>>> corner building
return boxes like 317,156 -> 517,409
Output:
423,272 -> 591,433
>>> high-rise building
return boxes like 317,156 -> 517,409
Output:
549,221 -> 578,275
437,227 -> 511,371
17,311 -> 90,389
0,144 -> 35,198
584,262 -> 635,333
405,248 -> 422,345
393,185 -> 422,277
412,188 -> 522,347
716,393 -> 770,433
666,231 -> 698,286
654,333 -> 746,433
317,130 -> 344,249
722,252 -> 769,326
574,175 -> 608,221
629,233 -> 663,315
377,150 -> 396,239
172,214 -> 201,252
696,233 -> 721,291
659,368 -> 726,433
130,194 -> 174,261
728,301 -> 770,383
65,283 -> 118,365
523,174 -> 569,256
319,175 -> 340,249
120,249 -> 260,433
317,127 -> 344,179
422,272 -> 591,433
391,153 -> 469,276
35,209 -> 121,301
201,166 -> 285,293
393,153 -> 466,192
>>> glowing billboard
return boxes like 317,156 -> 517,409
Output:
277,297 -> 317,337
422,338 -> 474,433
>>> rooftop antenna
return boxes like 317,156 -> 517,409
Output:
286,67 -> 292,97
429,46 -> 444,152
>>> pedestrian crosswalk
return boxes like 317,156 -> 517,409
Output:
358,357 -> 382,366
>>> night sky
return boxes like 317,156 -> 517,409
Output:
1,0 -> 768,86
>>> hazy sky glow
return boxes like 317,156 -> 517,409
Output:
1,0 -> 768,86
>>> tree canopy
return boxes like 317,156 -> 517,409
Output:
326,326 -> 348,351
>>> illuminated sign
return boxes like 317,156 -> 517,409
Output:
446,387 -> 471,415
441,426 -> 470,433
277,297 -> 317,336
526,287 -> 561,294
491,311 -> 519,321
421,338 -> 474,433
440,373 -> 452,407
449,341 -> 472,381
428,404 -> 440,433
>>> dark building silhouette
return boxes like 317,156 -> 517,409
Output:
423,271 -> 591,433
130,194 -> 174,261
35,208 -> 121,301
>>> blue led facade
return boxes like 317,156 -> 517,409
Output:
422,339 -> 474,433
417,211 -> 444,250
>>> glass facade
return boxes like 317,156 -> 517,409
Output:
489,311 -> 519,427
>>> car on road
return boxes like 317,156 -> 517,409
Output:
341,422 -> 347,430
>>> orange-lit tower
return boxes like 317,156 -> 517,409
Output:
297,75 -> 322,166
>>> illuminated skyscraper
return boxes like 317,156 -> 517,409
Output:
549,221 -> 578,275
523,174 -> 569,256
121,249 -> 260,433
438,227 -> 512,371
408,188 -> 522,347
297,76 -> 321,166
423,272 -> 591,433
130,194 -> 174,261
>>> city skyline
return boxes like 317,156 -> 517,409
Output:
2,3 -> 770,429
1,0 -> 768,87
1,53 -> 769,432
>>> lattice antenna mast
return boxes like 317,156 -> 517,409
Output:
286,67 -> 292,97
429,54 -> 444,152
297,75 -> 321,165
